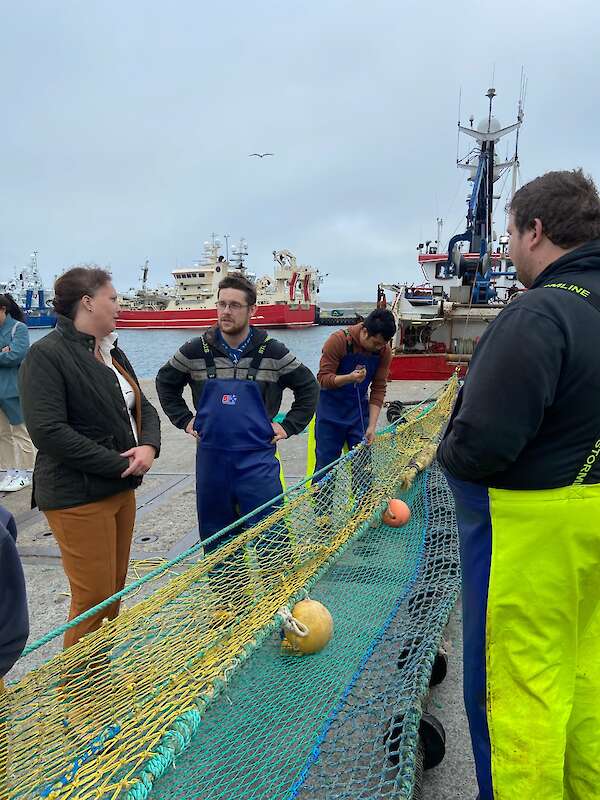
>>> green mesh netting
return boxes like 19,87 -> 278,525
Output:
143,464 -> 459,800
1,380 -> 459,800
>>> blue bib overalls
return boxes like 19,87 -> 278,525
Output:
314,332 -> 380,474
193,337 -> 283,553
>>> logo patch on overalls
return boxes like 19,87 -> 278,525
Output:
222,394 -> 237,405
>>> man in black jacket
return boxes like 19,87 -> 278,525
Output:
0,507 -> 28,800
438,170 -> 600,800
156,274 -> 318,553
0,507 -> 28,683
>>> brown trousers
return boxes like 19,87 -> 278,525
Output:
45,490 -> 136,649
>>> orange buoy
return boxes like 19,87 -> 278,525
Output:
382,498 -> 411,528
284,599 -> 334,654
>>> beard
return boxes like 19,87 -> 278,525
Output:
515,263 -> 534,289
218,315 -> 250,337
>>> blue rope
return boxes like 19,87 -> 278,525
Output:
355,383 -> 367,438
286,478 -> 428,799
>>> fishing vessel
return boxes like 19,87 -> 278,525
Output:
382,84 -> 526,380
1,252 -> 56,328
118,260 -> 176,312
117,239 -> 322,329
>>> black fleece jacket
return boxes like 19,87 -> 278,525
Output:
438,240 -> 600,489
156,326 -> 319,437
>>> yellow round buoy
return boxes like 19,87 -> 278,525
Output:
382,498 -> 411,528
284,599 -> 333,654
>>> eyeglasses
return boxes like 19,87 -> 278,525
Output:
216,301 -> 249,312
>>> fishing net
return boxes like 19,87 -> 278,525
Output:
0,377 -> 459,800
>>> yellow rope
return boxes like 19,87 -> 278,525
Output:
0,377 -> 457,800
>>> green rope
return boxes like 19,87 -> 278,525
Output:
20,448 -> 362,659
20,383 -> 446,659
123,505 -> 386,800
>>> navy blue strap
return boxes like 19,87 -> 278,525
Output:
201,336 -> 217,379
246,337 -> 271,381
343,328 -> 353,354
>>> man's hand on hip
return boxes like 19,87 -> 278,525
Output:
271,421 -> 288,444
185,418 -> 199,439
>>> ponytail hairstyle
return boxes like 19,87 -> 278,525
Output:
53,266 -> 112,319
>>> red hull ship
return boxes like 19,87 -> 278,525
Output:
116,241 -> 321,330
117,303 -> 317,330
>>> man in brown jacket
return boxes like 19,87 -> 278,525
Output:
314,309 -> 396,474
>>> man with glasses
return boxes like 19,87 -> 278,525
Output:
156,274 -> 318,558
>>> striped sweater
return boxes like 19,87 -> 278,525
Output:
155,326 -> 319,437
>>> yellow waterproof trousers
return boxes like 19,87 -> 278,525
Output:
447,475 -> 600,800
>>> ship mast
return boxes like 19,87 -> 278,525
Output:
30,250 -> 40,282
448,86 -> 524,268
230,239 -> 248,272
509,72 -> 527,205
140,260 -> 150,295
484,87 -> 496,255
436,217 -> 444,253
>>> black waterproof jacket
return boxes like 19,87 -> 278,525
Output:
438,240 -> 600,489
19,316 -> 161,510
0,507 -> 28,679
156,326 -> 319,437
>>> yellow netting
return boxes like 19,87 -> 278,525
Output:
0,378 -> 457,800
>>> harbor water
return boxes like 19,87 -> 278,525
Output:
29,325 -> 346,378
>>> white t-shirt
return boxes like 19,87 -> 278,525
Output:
98,333 -> 139,443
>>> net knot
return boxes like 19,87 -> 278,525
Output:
278,605 -> 309,638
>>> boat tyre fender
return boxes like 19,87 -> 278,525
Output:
386,400 -> 406,424
383,711 -> 446,771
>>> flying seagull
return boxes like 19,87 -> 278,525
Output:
249,153 -> 274,158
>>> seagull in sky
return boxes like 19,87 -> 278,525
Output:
248,153 -> 274,158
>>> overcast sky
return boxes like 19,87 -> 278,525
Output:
1,0 -> 598,300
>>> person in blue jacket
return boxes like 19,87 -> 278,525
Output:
0,295 -> 34,492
